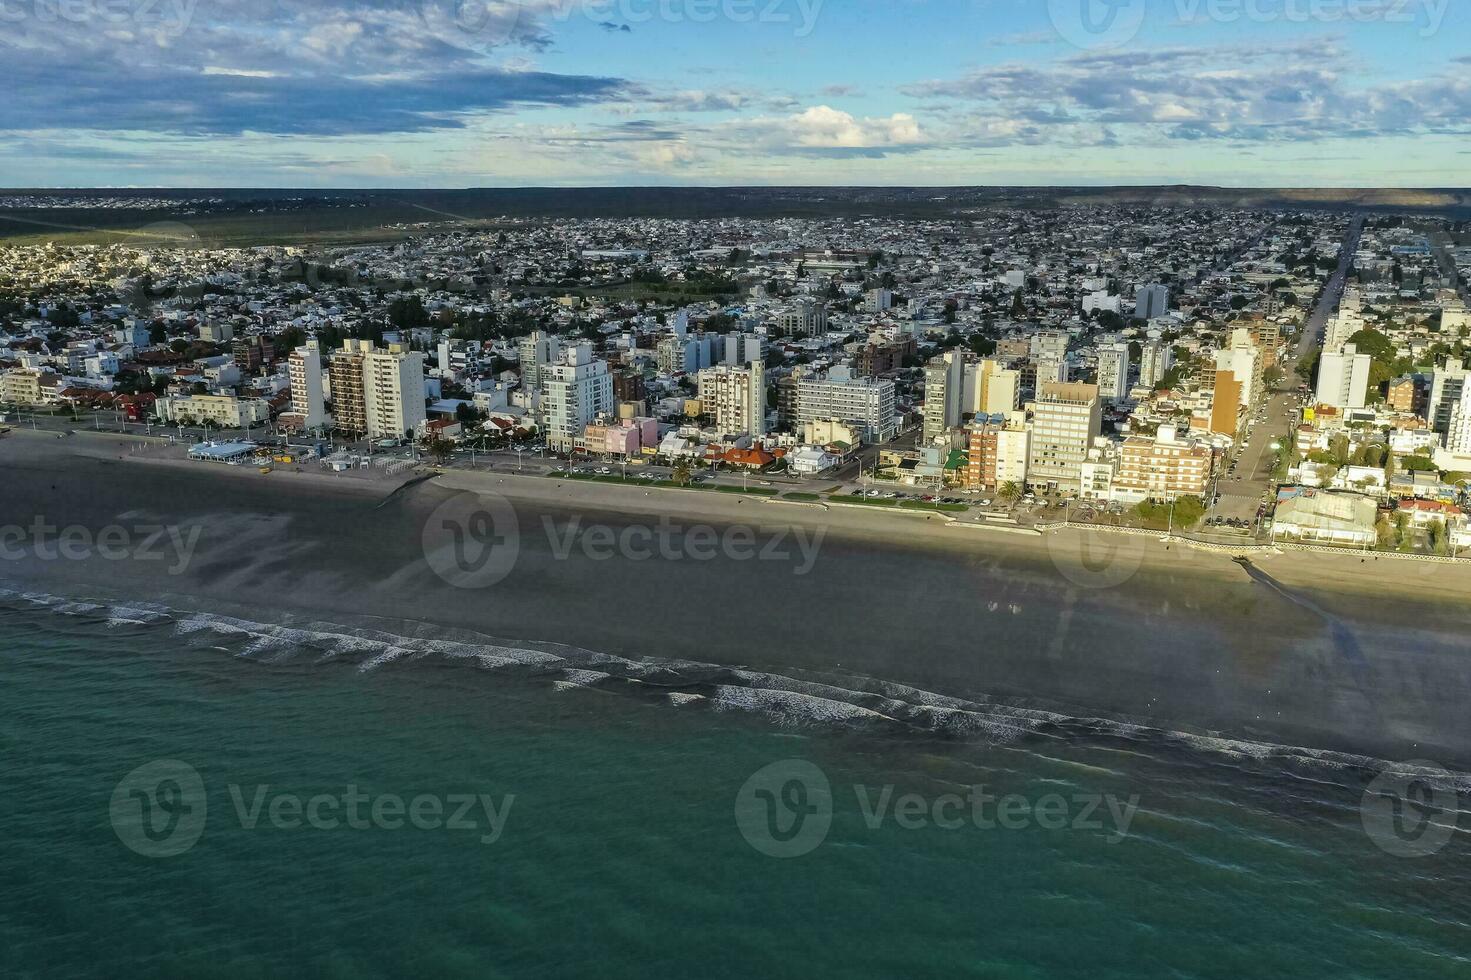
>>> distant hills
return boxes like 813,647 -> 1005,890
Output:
1,186 -> 1467,248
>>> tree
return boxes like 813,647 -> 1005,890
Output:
672,460 -> 694,486
998,482 -> 1023,506
421,435 -> 454,465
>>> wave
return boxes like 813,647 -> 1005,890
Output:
2,583 -> 1467,794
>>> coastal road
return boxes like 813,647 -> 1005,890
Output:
1208,214 -> 1363,527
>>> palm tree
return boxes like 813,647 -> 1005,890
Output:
998,481 -> 1023,507
672,460 -> 693,486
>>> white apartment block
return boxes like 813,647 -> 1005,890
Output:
1315,344 -> 1372,411
519,331 -> 562,393
544,344 -> 613,452
698,361 -> 766,437
1096,343 -> 1130,402
923,351 -> 965,443
1429,362 -> 1469,434
288,340 -> 326,430
1139,341 -> 1174,388
362,343 -> 427,441
1028,382 -> 1102,494
795,376 -> 897,443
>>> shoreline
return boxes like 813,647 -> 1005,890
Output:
4,432 -> 1471,764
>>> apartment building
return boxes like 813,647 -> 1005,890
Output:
1315,343 -> 1372,410
776,298 -> 828,337
922,351 -> 965,443
1113,425 -> 1213,503
1027,382 -> 1102,494
362,342 -> 427,441
698,361 -> 766,437
156,393 -> 272,428
544,344 -> 613,452
518,331 -> 562,393
287,340 -> 326,430
795,375 -> 897,443
965,414 -> 1029,490
1139,341 -> 1174,389
1095,343 -> 1130,402
329,342 -> 368,436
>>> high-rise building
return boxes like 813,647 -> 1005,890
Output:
288,340 -> 326,430
1135,284 -> 1170,320
1446,391 -> 1471,456
866,288 -> 893,313
1315,343 -> 1372,410
364,342 -> 427,441
795,376 -> 896,443
329,341 -> 368,436
231,335 -> 264,374
966,414 -> 1029,490
1387,375 -> 1425,415
1095,343 -> 1130,402
1114,425 -> 1212,503
776,299 -> 828,337
544,344 -> 613,452
1139,341 -> 1174,389
518,331 -> 562,393
1213,329 -> 1262,409
1210,371 -> 1243,436
698,361 -> 766,437
963,358 -> 1021,416
1428,361 -> 1469,434
722,333 -> 765,367
923,351 -> 966,443
1027,382 -> 1102,493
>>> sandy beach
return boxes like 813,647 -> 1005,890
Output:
4,429 -> 1471,764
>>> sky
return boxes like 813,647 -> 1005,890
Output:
0,0 -> 1467,187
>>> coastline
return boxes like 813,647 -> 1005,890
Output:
4,431 -> 1471,765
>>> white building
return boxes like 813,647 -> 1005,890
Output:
1139,341 -> 1174,388
1315,343 -> 1372,411
1096,343 -> 1130,402
796,376 -> 897,443
1429,361 -> 1469,434
1446,392 -> 1471,456
518,331 -> 562,393
544,344 -> 613,452
362,343 -> 426,441
923,351 -> 965,443
698,361 -> 766,437
288,340 -> 326,430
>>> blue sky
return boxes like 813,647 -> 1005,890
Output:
0,0 -> 1466,187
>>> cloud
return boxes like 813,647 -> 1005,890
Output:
719,106 -> 929,157
0,0 -> 628,136
900,41 -> 1471,146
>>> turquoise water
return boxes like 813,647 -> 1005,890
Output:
2,597 -> 1469,978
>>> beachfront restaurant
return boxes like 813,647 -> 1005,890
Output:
188,441 -> 259,464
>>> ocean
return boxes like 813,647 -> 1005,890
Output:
2,589 -> 1469,978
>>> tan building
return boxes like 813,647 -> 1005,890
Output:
1114,425 -> 1213,503
329,342 -> 368,436
157,393 -> 272,427
1,369 -> 59,406
1211,371 -> 1243,437
1027,382 -> 1102,494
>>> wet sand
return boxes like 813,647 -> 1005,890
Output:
3,431 -> 1470,764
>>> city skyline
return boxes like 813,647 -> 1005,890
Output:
2,0 -> 1467,188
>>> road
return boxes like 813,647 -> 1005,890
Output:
1207,213 -> 1364,529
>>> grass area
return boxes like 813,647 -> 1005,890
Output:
783,492 -> 822,502
714,485 -> 779,496
828,494 -> 898,508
